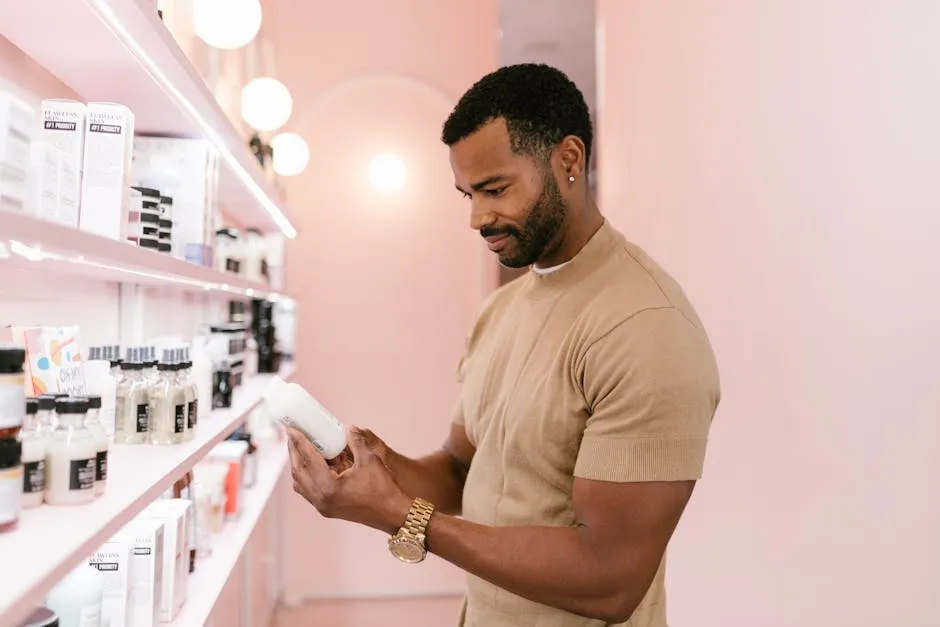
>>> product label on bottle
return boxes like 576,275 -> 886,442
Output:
23,460 -> 45,493
78,602 -> 102,627
136,403 -> 149,433
0,380 -> 25,428
188,399 -> 198,429
0,470 -> 23,524
96,450 -> 108,482
69,458 -> 95,491
174,404 -> 186,434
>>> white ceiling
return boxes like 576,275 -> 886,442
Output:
499,0 -> 597,115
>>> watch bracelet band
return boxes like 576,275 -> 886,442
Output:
399,497 -> 435,543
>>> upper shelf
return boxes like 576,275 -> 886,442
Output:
0,210 -> 281,298
0,0 -> 296,238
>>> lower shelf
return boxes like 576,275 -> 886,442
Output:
171,442 -> 289,626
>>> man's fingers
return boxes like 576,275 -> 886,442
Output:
287,426 -> 336,489
347,425 -> 375,464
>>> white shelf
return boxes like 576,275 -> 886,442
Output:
0,0 -> 295,238
0,210 -> 283,298
0,364 -> 295,627
171,443 -> 288,626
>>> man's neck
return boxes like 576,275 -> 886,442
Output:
534,203 -> 604,270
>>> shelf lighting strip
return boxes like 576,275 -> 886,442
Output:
86,0 -> 297,239
2,239 -> 264,299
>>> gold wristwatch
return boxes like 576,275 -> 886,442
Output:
388,497 -> 435,563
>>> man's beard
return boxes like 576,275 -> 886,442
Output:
482,172 -> 568,269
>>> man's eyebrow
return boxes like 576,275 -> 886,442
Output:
456,175 -> 510,195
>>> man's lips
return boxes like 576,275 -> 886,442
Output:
484,233 -> 511,251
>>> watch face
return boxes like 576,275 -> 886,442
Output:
389,538 -> 426,564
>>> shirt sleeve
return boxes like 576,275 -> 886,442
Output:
574,307 -> 720,483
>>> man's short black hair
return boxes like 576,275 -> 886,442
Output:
441,63 -> 593,169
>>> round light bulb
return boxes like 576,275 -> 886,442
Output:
193,0 -> 262,50
367,153 -> 407,192
271,132 -> 310,177
241,77 -> 293,132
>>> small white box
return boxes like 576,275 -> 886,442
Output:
79,102 -> 135,240
88,537 -> 132,627
0,91 -> 35,181
141,499 -> 190,622
116,517 -> 164,627
40,98 -> 85,206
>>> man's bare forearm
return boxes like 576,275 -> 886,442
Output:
385,449 -> 467,515
372,504 -> 642,623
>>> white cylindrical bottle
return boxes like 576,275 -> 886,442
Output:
260,377 -> 347,459
45,397 -> 96,506
19,397 -> 46,509
82,396 -> 109,496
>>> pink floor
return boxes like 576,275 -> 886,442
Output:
273,596 -> 465,627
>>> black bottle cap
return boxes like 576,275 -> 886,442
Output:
0,344 -> 26,374
55,397 -> 89,414
0,438 -> 22,469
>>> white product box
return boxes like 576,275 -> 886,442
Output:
131,136 -> 220,264
0,90 -> 35,181
25,140 -> 82,227
115,517 -> 164,627
88,537 -> 132,627
39,99 -> 85,208
79,102 -> 135,240
141,499 -> 190,622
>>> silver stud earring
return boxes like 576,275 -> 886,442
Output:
568,175 -> 575,183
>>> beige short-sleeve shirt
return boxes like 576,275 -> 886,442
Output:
453,221 -> 721,627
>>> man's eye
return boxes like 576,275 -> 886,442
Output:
461,192 -> 471,200
485,187 -> 506,197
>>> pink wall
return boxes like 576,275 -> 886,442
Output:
597,2 -> 940,626
272,0 -> 499,602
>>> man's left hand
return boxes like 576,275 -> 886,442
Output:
287,425 -> 413,535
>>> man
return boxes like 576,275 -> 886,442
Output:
287,63 -> 721,627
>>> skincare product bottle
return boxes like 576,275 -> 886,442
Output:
170,349 -> 188,444
0,345 -> 25,530
19,397 -> 45,509
0,344 -> 25,441
115,348 -> 150,445
45,397 -> 96,506
149,350 -> 183,445
180,348 -> 197,441
260,376 -> 347,459
0,437 -> 22,533
83,395 -> 109,496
